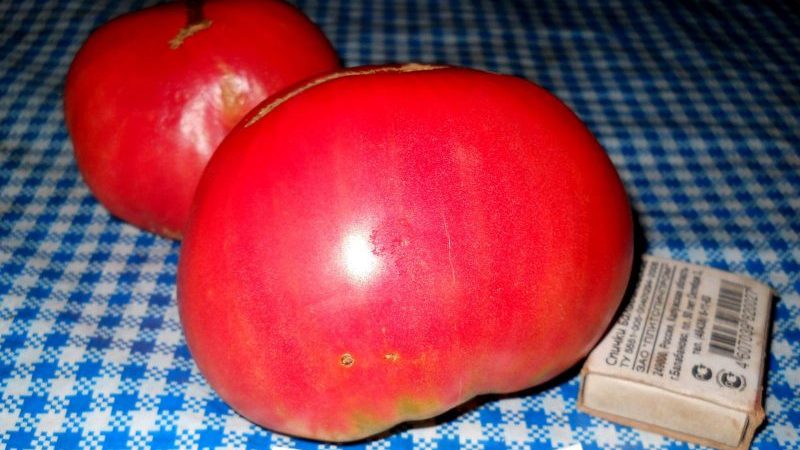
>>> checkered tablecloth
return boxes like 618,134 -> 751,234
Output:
1,0 -> 798,448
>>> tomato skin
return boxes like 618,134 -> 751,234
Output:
178,65 -> 634,441
64,0 -> 340,238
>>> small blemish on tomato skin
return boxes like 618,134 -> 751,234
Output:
340,353 -> 355,367
384,352 -> 399,362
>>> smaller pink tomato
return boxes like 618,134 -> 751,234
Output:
64,0 -> 340,238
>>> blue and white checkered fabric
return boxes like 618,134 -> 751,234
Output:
2,0 -> 798,448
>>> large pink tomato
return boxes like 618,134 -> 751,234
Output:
178,65 -> 633,441
64,0 -> 340,238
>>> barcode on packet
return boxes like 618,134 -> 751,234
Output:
708,279 -> 746,358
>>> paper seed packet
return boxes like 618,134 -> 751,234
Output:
578,255 -> 773,450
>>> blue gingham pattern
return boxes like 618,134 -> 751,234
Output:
1,0 -> 798,448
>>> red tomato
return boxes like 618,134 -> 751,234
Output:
178,65 -> 634,441
64,0 -> 340,238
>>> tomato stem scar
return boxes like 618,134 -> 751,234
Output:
169,0 -> 212,50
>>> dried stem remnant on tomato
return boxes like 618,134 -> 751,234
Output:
169,0 -> 212,50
